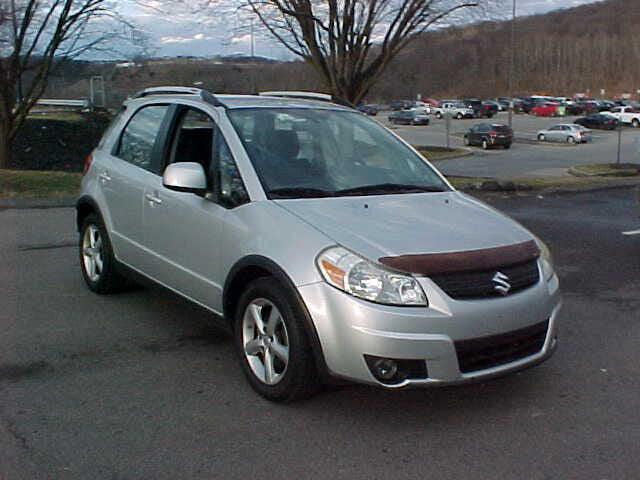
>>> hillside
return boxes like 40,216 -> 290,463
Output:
45,0 -> 638,103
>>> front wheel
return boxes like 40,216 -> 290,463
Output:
463,135 -> 470,146
456,112 -> 463,120
235,278 -> 320,402
632,118 -> 640,128
436,112 -> 443,119
538,134 -> 545,142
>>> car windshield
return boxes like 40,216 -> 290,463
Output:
227,108 -> 449,199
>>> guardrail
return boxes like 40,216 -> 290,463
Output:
36,98 -> 90,108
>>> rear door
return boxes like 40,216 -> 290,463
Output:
102,103 -> 172,266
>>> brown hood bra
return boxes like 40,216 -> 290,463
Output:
378,240 -> 540,276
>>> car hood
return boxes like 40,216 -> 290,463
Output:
274,191 -> 533,262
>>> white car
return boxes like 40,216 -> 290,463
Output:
602,106 -> 640,128
433,102 -> 474,119
537,124 -> 591,143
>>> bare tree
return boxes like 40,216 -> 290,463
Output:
240,0 -> 485,104
0,0 -> 122,169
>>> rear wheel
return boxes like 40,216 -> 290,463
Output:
436,112 -> 443,119
567,136 -> 576,144
235,278 -> 320,402
79,213 -> 126,294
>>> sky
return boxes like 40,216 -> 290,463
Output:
115,0 -> 605,60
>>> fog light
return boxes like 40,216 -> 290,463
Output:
372,358 -> 398,381
364,355 -> 428,384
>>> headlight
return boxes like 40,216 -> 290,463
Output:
535,237 -> 555,281
317,246 -> 427,306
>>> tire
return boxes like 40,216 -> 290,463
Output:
567,136 -> 575,144
504,143 -> 511,149
234,278 -> 320,402
538,134 -> 545,142
463,135 -> 470,146
632,118 -> 640,128
482,139 -> 489,150
436,112 -> 443,119
79,212 -> 127,294
456,112 -> 463,120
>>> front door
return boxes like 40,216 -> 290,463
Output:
143,107 -> 243,312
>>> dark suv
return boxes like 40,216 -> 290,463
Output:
464,123 -> 513,149
463,99 -> 496,118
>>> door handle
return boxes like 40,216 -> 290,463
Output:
145,193 -> 162,205
98,171 -> 111,183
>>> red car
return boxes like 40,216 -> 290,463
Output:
531,103 -> 559,117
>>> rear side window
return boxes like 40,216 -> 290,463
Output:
116,105 -> 169,173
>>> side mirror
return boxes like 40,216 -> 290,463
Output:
163,162 -> 207,194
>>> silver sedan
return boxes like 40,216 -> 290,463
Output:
537,124 -> 591,143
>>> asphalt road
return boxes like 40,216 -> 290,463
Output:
2,188 -> 640,479
382,111 -> 640,179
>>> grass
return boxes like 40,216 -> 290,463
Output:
0,169 -> 81,198
26,110 -> 87,122
416,146 -> 471,161
447,174 -> 640,192
568,163 -> 640,177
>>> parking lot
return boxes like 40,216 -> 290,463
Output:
380,111 -> 640,179
2,188 -> 640,479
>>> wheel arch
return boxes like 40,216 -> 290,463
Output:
223,255 -> 330,379
76,195 -> 102,232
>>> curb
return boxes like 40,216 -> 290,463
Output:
0,196 -> 76,209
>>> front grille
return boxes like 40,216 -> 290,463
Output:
455,320 -> 549,373
430,259 -> 539,300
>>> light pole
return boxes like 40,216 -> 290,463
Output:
507,0 -> 516,128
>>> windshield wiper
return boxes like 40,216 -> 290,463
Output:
335,183 -> 446,196
268,187 -> 335,199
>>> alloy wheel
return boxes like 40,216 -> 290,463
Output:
242,298 -> 290,385
82,224 -> 104,282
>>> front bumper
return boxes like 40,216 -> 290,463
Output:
298,268 -> 561,388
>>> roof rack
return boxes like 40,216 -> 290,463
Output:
131,86 -> 226,107
259,91 -> 354,108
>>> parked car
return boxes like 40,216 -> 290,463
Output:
77,86 -> 560,401
602,106 -> 640,128
463,123 -> 513,149
390,100 -> 414,111
433,102 -> 475,119
574,114 -> 619,130
596,100 -> 616,112
357,104 -> 379,116
494,98 -> 510,111
462,99 -> 495,118
565,103 -> 585,115
388,109 -> 430,125
536,124 -> 591,143
531,103 -> 560,117
573,100 -> 599,115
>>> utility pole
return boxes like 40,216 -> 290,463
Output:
507,0 -> 516,128
250,18 -> 255,58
